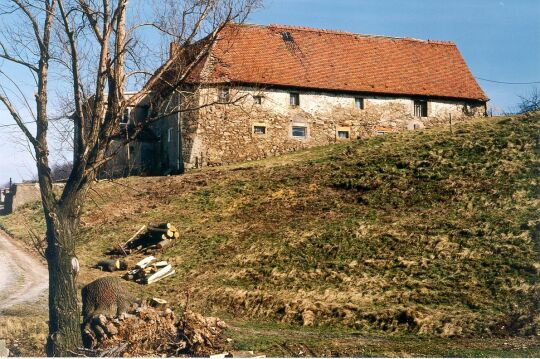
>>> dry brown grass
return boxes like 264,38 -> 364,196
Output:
0,316 -> 48,356
0,114 -> 538,356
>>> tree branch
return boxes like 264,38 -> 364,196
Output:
0,90 -> 39,147
0,41 -> 39,72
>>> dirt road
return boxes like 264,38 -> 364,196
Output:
0,232 -> 48,313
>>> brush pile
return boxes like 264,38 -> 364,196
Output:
82,302 -> 229,357
109,223 -> 179,255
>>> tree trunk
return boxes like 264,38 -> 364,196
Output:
44,206 -> 83,356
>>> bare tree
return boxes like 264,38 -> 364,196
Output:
0,0 -> 259,355
517,87 -> 540,114
50,161 -> 73,181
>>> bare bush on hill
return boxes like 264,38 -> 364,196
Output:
50,162 -> 73,182
517,87 -> 540,114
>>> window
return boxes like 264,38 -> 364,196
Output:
121,108 -> 130,124
414,100 -> 428,118
282,31 -> 293,42
292,126 -> 307,138
253,125 -> 266,135
253,95 -> 263,105
338,130 -> 350,139
376,131 -> 387,136
290,93 -> 300,107
355,98 -> 365,110
219,87 -> 230,102
167,128 -> 173,143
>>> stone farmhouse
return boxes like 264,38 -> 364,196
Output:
105,23 -> 488,176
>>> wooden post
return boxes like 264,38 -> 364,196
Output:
449,113 -> 453,134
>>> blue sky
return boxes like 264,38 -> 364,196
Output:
0,0 -> 539,184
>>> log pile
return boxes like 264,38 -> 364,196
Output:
81,303 -> 229,357
108,223 -> 179,255
123,256 -> 175,284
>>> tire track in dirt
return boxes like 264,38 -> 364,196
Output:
0,232 -> 48,313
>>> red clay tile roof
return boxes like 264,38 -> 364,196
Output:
201,23 -> 488,102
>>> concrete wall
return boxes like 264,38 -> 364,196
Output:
3,183 -> 65,214
178,86 -> 485,168
4,183 -> 41,213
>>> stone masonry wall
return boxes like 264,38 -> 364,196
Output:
181,86 -> 486,169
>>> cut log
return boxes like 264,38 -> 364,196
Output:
148,227 -> 174,238
96,259 -> 127,272
149,297 -> 168,309
148,223 -> 174,230
144,264 -> 175,284
156,239 -> 172,249
173,231 -> 180,239
124,225 -> 147,247
136,256 -> 156,269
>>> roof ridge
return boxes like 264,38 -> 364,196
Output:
231,22 -> 455,46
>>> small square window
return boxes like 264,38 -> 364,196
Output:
167,128 -> 173,143
219,87 -> 230,102
282,32 -> 293,42
290,93 -> 300,107
292,126 -> 307,138
414,100 -> 428,118
253,95 -> 263,105
338,130 -> 350,139
253,125 -> 266,135
121,108 -> 130,124
355,98 -> 364,110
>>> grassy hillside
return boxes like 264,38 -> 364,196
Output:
1,114 -> 539,356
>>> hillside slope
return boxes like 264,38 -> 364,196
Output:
2,115 -> 539,343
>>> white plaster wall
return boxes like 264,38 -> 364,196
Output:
431,99 -> 466,117
199,86 -> 478,119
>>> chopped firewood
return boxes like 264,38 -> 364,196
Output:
136,256 -> 156,269
145,264 -> 175,284
107,223 -> 179,257
96,259 -> 127,272
122,224 -> 147,249
149,297 -> 168,310
148,226 -> 175,238
148,222 -> 174,230
156,239 -> 172,249
123,256 -> 175,285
